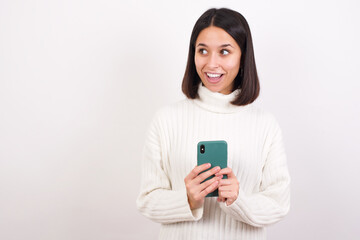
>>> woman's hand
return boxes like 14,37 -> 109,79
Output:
216,168 -> 239,206
184,163 -> 222,210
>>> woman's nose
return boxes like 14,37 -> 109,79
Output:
207,53 -> 220,68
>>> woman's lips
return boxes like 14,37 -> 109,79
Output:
205,73 -> 224,84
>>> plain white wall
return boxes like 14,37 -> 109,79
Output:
1,0 -> 359,239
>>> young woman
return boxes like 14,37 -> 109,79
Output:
137,8 -> 290,240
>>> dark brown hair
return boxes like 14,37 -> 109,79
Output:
182,8 -> 260,106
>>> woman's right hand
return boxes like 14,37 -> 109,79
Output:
184,163 -> 222,210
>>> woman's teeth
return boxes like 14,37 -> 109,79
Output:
207,73 -> 222,78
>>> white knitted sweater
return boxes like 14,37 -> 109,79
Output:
137,84 -> 290,240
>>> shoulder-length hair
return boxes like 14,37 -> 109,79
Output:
182,8 -> 260,106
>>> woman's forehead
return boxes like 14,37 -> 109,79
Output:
196,26 -> 238,49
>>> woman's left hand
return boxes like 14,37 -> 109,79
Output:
215,167 -> 239,206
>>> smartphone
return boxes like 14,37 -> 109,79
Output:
197,140 -> 228,197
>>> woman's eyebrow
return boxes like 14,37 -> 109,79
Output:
196,43 -> 234,48
220,44 -> 234,48
196,43 -> 207,47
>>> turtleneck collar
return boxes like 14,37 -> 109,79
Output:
193,84 -> 248,114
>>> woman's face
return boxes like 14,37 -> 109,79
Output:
195,26 -> 242,95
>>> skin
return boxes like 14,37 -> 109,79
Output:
215,168 -> 239,206
194,26 -> 242,95
185,26 -> 241,209
184,163 -> 223,210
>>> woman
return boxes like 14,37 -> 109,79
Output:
137,8 -> 290,240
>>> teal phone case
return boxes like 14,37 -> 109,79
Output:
197,140 -> 228,197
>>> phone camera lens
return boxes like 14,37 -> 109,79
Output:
200,145 -> 205,154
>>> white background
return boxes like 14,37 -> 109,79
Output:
1,0 -> 359,239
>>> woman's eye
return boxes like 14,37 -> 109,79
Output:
221,49 -> 230,55
199,49 -> 208,55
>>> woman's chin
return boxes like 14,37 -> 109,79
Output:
203,83 -> 233,95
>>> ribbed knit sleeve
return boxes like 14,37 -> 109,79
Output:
136,110 -> 204,224
219,118 -> 290,227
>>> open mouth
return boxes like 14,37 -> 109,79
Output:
206,72 -> 224,83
